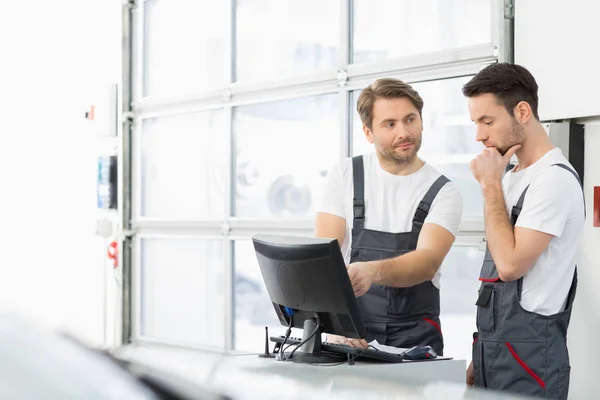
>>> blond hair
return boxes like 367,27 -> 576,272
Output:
357,78 -> 424,130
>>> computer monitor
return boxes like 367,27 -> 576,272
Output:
252,234 -> 367,363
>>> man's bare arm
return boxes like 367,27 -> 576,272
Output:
314,212 -> 346,248
482,182 -> 553,282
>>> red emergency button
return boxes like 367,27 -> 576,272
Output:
108,240 -> 118,268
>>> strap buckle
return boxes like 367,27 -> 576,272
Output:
353,198 -> 365,220
412,202 -> 430,229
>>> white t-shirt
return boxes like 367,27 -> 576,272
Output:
503,148 -> 585,315
316,152 -> 463,289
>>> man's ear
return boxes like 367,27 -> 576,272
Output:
363,124 -> 375,144
513,101 -> 533,124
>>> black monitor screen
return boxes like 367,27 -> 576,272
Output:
252,234 -> 366,339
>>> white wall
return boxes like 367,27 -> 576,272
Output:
515,0 -> 600,120
567,119 -> 600,399
0,0 -> 121,346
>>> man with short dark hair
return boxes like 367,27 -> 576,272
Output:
463,63 -> 585,399
314,78 -> 463,354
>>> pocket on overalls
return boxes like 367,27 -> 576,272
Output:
387,287 -> 412,316
557,366 -> 571,400
476,285 -> 495,332
472,337 -> 485,387
496,341 -> 546,397
350,247 -> 365,262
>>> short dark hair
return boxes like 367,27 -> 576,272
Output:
357,78 -> 424,130
462,63 -> 540,120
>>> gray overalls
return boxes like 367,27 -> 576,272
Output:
473,163 -> 582,399
351,155 -> 449,355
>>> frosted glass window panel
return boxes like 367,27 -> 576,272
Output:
235,0 -> 339,82
352,0 -> 492,64
233,240 -> 286,352
415,78 -> 485,219
351,77 -> 485,218
439,246 -> 485,363
140,110 -> 226,219
144,0 -> 228,97
233,94 -> 340,218
140,238 -> 225,349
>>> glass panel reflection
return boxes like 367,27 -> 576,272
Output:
140,237 -> 225,349
235,0 -> 339,82
233,94 -> 340,218
140,110 -> 226,219
352,0 -> 492,64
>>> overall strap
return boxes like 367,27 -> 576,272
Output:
412,175 -> 450,232
552,163 -> 585,215
552,163 -> 582,187
513,163 -> 583,225
511,186 -> 530,226
515,163 -> 583,300
352,156 -> 365,230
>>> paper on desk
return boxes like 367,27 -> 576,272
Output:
369,340 -> 454,361
368,339 -> 409,355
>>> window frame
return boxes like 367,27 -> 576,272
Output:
123,0 -> 510,351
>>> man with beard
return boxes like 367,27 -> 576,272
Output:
464,63 -> 585,399
314,78 -> 463,355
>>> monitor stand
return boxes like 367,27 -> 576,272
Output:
290,319 -> 345,364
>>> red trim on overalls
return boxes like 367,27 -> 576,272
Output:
423,318 -> 442,334
505,342 -> 546,389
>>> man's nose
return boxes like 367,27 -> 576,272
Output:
475,125 -> 487,142
395,123 -> 410,139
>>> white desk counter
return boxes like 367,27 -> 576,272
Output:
113,343 -> 530,400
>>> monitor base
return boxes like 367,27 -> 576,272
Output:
288,318 -> 346,365
290,352 -> 345,364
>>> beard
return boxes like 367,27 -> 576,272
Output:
378,136 -> 422,164
497,118 -> 525,156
